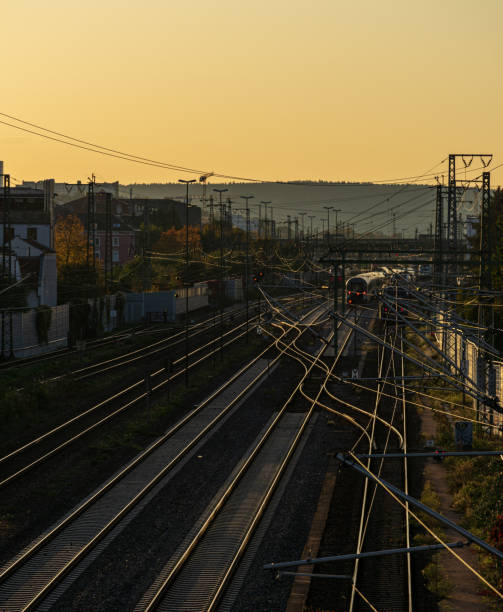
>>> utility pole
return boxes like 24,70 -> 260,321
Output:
104,193 -> 113,293
261,200 -> 271,240
447,154 -> 457,274
323,206 -> 333,245
308,215 -> 315,239
333,208 -> 341,246
434,184 -> 444,290
479,171 -> 492,330
240,195 -> 254,342
447,153 -> 492,277
208,195 -> 215,227
226,197 -> 233,232
1,174 -> 11,284
142,203 -> 151,291
214,188 -> 228,361
179,178 -> 196,386
86,176 -> 96,269
299,212 -> 306,240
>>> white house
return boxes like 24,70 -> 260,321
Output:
7,236 -> 57,306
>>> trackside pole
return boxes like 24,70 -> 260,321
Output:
264,541 -> 466,570
335,452 -> 503,560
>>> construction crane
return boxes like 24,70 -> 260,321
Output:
199,172 -> 214,220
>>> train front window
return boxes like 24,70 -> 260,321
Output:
347,279 -> 366,293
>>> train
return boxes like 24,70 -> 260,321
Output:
379,285 -> 409,321
346,272 -> 386,305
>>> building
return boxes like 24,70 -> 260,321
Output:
21,179 -> 120,205
1,185 -> 58,306
56,195 -> 202,266
56,197 -> 136,266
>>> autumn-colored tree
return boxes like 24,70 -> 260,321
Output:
152,226 -> 201,255
54,214 -> 87,266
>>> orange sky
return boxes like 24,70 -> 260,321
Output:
1,0 -> 502,186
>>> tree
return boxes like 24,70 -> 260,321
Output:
152,226 -> 201,255
54,214 -> 86,267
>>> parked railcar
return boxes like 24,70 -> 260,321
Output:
346,272 -> 385,305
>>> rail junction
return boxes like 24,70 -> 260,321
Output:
1,226 -> 503,610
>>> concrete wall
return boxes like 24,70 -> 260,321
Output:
0,304 -> 69,358
39,253 -> 57,306
175,287 -> 208,316
123,287 -> 208,323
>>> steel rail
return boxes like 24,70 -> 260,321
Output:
0,314 -> 258,484
0,323 -> 156,372
66,296 -> 302,380
400,332 -> 413,611
0,305 -> 324,611
0,294 -> 310,478
349,323 -> 394,611
139,308 -> 338,611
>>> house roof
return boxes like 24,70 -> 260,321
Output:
56,207 -> 136,233
6,211 -> 50,225
22,238 -> 55,254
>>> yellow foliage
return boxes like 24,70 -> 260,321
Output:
54,214 -> 86,267
153,226 -> 201,254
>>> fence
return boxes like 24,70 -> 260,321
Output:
435,311 -> 503,436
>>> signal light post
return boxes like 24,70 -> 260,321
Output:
333,271 -> 338,357
240,195 -> 254,342
179,178 -> 196,386
214,188 -> 228,361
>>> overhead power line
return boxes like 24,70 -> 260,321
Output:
0,110 -> 458,187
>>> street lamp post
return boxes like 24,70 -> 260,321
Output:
179,178 -> 196,386
299,212 -> 306,240
213,188 -> 228,361
240,195 -> 254,342
323,206 -> 333,245
333,208 -> 341,246
261,200 -> 271,241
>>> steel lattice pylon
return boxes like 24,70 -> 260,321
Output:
86,179 -> 95,269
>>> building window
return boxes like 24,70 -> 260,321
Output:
27,227 -> 38,241
112,250 -> 119,262
94,237 -> 100,247
112,236 -> 119,247
4,227 -> 14,241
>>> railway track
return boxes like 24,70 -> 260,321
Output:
0,303 -> 326,611
343,314 -> 411,611
278,305 -> 411,611
0,294 -> 313,490
134,308 -> 356,611
0,322 -> 159,372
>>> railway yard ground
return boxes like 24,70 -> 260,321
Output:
1,289 -> 502,611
